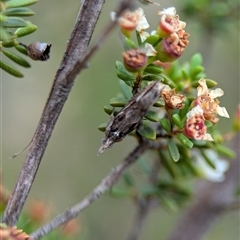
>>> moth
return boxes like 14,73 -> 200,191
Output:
98,81 -> 164,155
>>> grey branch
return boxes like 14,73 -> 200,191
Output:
30,141 -> 151,240
167,133 -> 240,240
2,0 -> 133,226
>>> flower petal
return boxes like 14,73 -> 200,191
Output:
209,88 -> 224,98
144,43 -> 157,56
197,78 -> 209,96
202,133 -> 214,141
186,105 -> 203,119
216,106 -> 230,118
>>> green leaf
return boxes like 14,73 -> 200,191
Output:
159,118 -> 171,133
181,68 -> 189,80
141,186 -> 159,197
192,78 -> 218,88
0,27 -> 11,41
2,39 -> 18,47
109,96 -> 127,107
0,60 -> 23,77
123,172 -> 135,187
142,73 -> 161,81
124,37 -> 136,50
5,0 -> 38,8
145,109 -> 158,122
3,7 -> 35,17
98,123 -> 107,132
153,98 -> 165,107
137,124 -> 156,140
172,114 -> 183,129
205,120 -> 213,128
200,149 -> 216,169
2,17 -> 27,27
179,99 -> 190,120
161,74 -> 177,88
143,34 -> 160,46
190,65 -> 204,79
116,61 -> 134,85
103,105 -> 120,115
14,23 -> 37,37
215,144 -> 236,158
177,133 -> 193,149
159,151 -> 179,178
157,193 -> 179,211
119,80 -> 132,100
168,139 -> 180,162
190,53 -> 203,67
109,187 -> 130,198
2,50 -> 30,67
15,44 -> 28,55
144,64 -> 163,74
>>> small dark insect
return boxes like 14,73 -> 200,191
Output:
20,42 -> 52,61
98,81 -> 164,155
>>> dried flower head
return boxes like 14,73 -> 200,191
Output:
0,224 -> 31,240
123,49 -> 147,72
194,78 -> 229,123
161,84 -> 186,109
111,8 -> 149,38
156,30 -> 189,62
185,105 -> 213,141
157,7 -> 186,38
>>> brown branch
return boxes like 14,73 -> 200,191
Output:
30,141 -> 150,240
167,133 -> 240,240
2,0 -> 134,226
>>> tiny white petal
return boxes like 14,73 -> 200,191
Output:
202,133 -> 214,141
186,105 -> 203,119
216,106 -> 230,118
139,31 -> 150,42
162,7 -> 176,16
144,43 -> 157,56
197,78 -> 208,96
136,16 -> 150,32
209,88 -> 224,98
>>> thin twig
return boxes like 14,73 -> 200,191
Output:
127,159 -> 160,240
2,0 -> 133,226
127,198 -> 153,240
30,141 -> 150,240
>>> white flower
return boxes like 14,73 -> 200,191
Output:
192,149 -> 229,182
196,78 -> 229,122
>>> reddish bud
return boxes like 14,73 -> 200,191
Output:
123,49 -> 147,72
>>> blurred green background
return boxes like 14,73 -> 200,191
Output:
1,0 -> 239,239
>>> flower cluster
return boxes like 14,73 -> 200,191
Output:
101,5 -> 231,185
112,7 -> 189,70
185,79 -> 229,141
